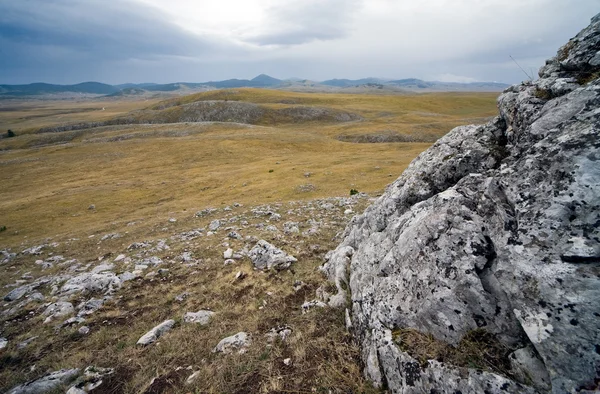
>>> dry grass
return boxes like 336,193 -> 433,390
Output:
0,88 -> 499,392
393,328 -> 513,377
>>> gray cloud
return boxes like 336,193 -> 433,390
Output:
240,0 -> 362,46
0,0 -> 233,83
0,0 -> 598,85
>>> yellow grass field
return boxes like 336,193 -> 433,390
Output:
0,89 -> 499,247
0,88 -> 500,393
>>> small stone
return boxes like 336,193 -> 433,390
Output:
213,332 -> 251,354
186,371 -> 201,385
208,220 -> 221,231
248,240 -> 297,271
224,259 -> 236,265
137,320 -> 175,346
169,218 -> 177,223
235,271 -> 246,281
301,300 -> 326,314
78,326 -> 90,335
114,254 -> 126,262
223,248 -> 233,259
88,204 -> 95,210
183,310 -> 215,325
283,358 -> 292,366
0,337 -> 7,350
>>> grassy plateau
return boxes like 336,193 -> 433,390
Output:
0,88 -> 499,393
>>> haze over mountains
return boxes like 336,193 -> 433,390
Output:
0,74 -> 510,98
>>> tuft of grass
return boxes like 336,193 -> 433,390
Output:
533,87 -> 553,100
393,328 -> 514,377
576,71 -> 600,86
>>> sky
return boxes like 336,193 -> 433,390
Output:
0,0 -> 598,85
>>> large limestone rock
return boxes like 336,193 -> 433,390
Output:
323,14 -> 600,394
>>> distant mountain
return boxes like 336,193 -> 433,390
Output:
0,75 -> 510,98
208,74 -> 282,88
320,78 -> 386,87
0,82 -> 119,96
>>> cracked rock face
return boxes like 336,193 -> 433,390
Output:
323,14 -> 600,394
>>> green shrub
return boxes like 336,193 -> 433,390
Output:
0,226 -> 6,232
7,130 -> 15,138
350,189 -> 359,196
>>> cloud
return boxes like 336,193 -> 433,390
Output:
434,74 -> 479,83
0,0 -> 238,83
241,0 -> 363,46
0,0 -> 598,84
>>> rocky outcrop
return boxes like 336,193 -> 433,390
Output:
323,14 -> 600,393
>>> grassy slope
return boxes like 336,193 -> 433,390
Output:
0,89 -> 498,246
0,88 -> 499,393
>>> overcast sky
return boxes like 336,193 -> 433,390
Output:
0,0 -> 598,84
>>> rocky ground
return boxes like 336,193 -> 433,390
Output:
1,195 -> 379,393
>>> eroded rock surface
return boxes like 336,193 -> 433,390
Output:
323,14 -> 600,394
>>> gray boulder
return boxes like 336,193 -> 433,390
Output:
7,368 -> 80,394
137,319 -> 175,346
213,332 -> 251,354
0,337 -> 7,350
61,272 -> 121,295
183,310 -> 215,325
248,240 -> 297,270
323,14 -> 600,394
43,302 -> 74,324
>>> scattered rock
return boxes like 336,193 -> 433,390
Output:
213,332 -> 251,354
185,371 -> 201,385
183,310 -> 215,325
21,244 -> 46,255
77,298 -> 106,317
223,248 -> 233,259
248,240 -> 297,271
265,326 -> 292,343
114,254 -> 126,262
7,368 -> 80,394
61,272 -> 121,295
100,233 -> 120,241
283,358 -> 292,366
137,319 -> 176,346
78,326 -> 90,335
301,300 -> 326,314
4,283 -> 40,302
283,221 -> 299,234
0,337 -> 8,350
68,366 -> 114,393
234,271 -> 246,281
175,292 -> 190,302
17,336 -> 38,349
43,302 -> 74,324
208,220 -> 221,231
